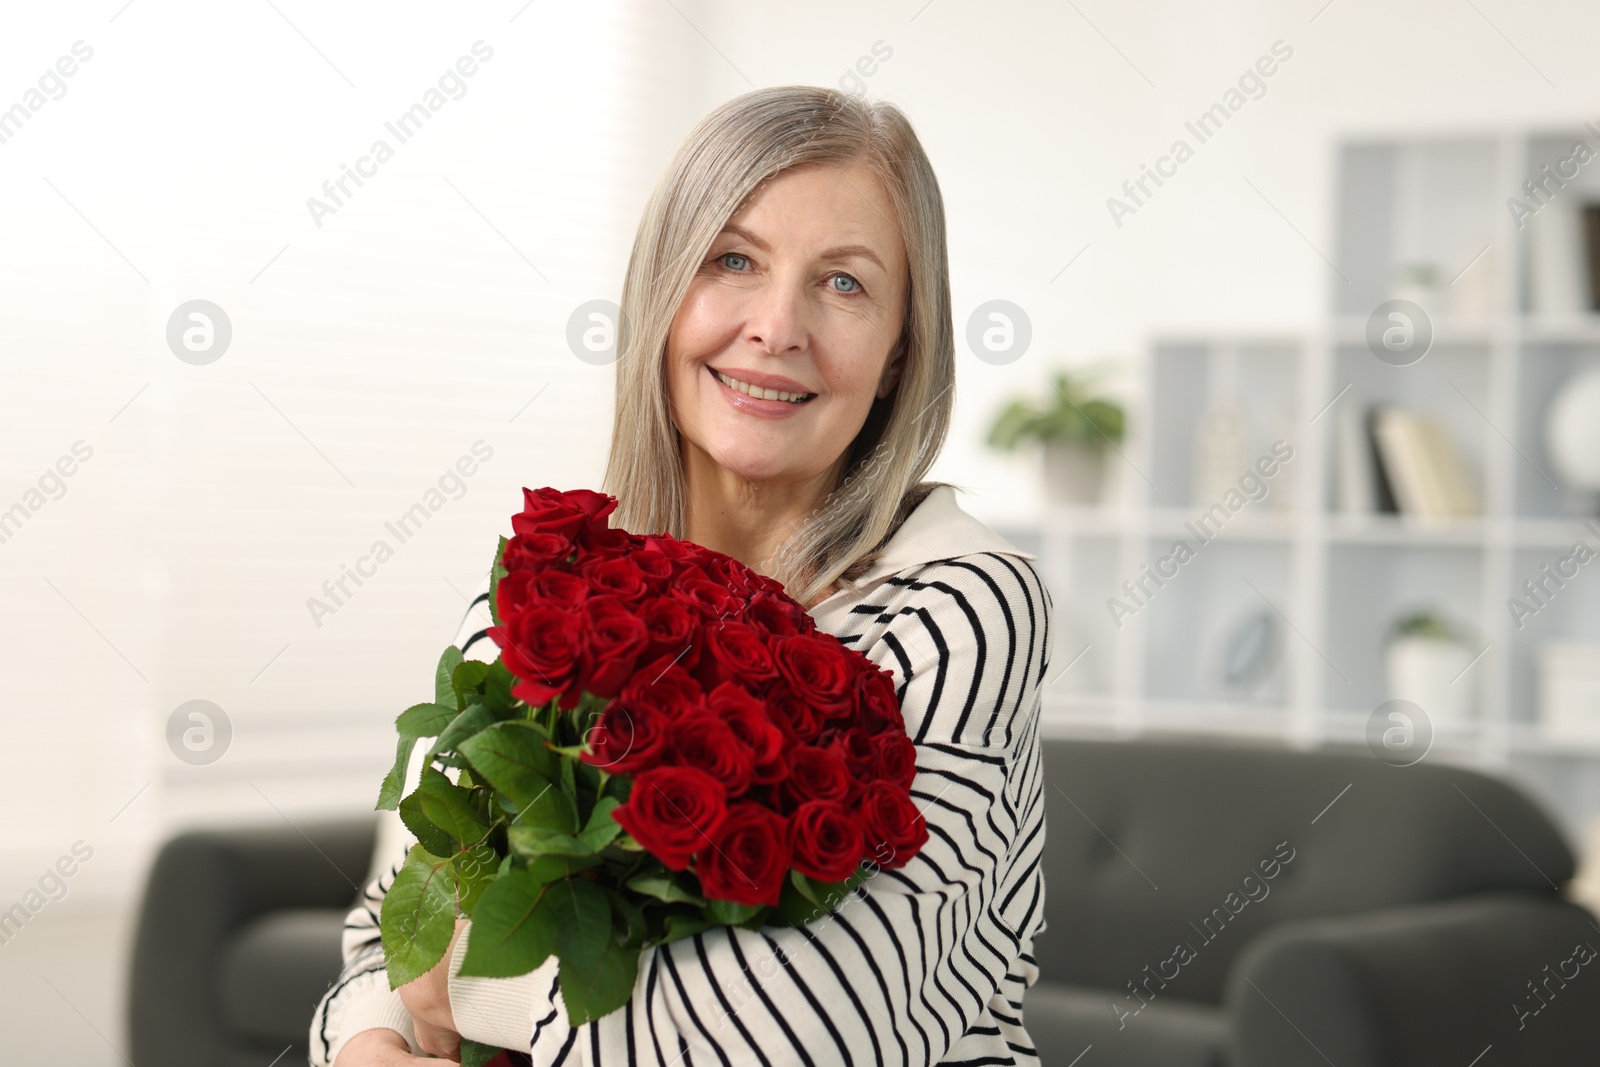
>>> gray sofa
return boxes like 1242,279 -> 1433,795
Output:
128,738 -> 1600,1065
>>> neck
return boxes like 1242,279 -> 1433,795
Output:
679,440 -> 844,603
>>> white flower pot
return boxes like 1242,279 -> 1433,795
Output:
1043,439 -> 1106,507
1385,636 -> 1475,723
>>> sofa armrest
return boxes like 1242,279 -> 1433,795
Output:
128,816 -> 378,1067
1226,892 -> 1600,1067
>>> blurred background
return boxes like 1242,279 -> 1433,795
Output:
5,0 -> 1600,1063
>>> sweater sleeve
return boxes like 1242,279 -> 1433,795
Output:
501,551 -> 1053,1066
307,576 -> 501,1067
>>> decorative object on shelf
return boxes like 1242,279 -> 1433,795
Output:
1391,261 -> 1441,308
1545,365 -> 1600,514
987,364 -> 1125,507
1584,205 -> 1600,311
1538,640 -> 1600,739
1527,198 -> 1587,316
1384,609 -> 1476,724
1202,604 -> 1285,704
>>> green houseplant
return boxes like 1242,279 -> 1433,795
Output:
987,366 -> 1126,506
1385,608 -> 1475,724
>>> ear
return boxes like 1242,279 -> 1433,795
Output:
875,340 -> 906,400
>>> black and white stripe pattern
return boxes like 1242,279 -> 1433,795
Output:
311,550 -> 1052,1066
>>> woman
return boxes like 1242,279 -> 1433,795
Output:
313,83 -> 1053,1067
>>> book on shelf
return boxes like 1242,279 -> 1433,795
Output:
1584,204 -> 1600,312
1366,406 -> 1479,519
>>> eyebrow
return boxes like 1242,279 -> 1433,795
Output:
717,223 -> 888,273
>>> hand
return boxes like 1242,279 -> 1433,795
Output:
399,917 -> 470,1059
332,1027 -> 455,1065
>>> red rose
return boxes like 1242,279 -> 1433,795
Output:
671,711 -> 753,798
695,621 -> 778,690
773,634 -> 855,720
632,548 -> 674,586
580,700 -> 665,775
765,685 -> 823,744
706,682 -> 786,782
490,603 -> 581,707
579,596 -> 649,698
777,745 -> 855,810
856,668 -> 904,735
496,567 -> 587,622
744,590 -> 808,638
613,766 -> 727,871
870,732 -> 917,788
511,487 -> 615,540
583,523 -> 633,558
639,596 -> 696,659
696,801 -> 790,907
671,566 -> 742,618
619,656 -> 704,719
500,532 -> 573,574
821,726 -> 876,778
859,780 -> 927,870
640,534 -> 695,562
788,800 -> 865,884
580,555 -> 649,601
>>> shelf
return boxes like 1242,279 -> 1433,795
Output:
1506,725 -> 1600,758
1520,316 -> 1600,344
1326,513 -> 1488,545
1148,507 -> 1298,542
1331,315 -> 1497,347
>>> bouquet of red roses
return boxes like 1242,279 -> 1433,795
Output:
377,487 -> 927,1059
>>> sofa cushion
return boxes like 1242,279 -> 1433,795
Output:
1036,739 -> 1574,1004
217,908 -> 346,1044
1026,981 -> 1226,1067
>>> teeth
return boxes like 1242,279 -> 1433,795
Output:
713,368 -> 812,403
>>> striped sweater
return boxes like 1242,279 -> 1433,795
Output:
309,484 -> 1053,1066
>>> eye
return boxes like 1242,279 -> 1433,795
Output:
829,273 -> 864,295
717,252 -> 751,272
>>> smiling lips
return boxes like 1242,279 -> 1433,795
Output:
709,366 -> 815,404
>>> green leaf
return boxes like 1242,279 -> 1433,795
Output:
578,795 -> 624,850
457,721 -> 558,807
558,756 -> 580,827
489,538 -> 508,628
381,845 -> 457,988
706,897 -> 765,927
451,658 -> 491,700
459,1038 -> 501,1067
553,879 -> 637,1024
610,890 -> 649,950
429,702 -> 496,760
398,789 -> 454,859
625,868 -> 707,907
416,767 -> 487,847
436,646 -> 465,710
660,912 -> 712,945
482,657 -> 515,711
376,702 -> 458,810
453,842 -> 500,916
458,867 -> 562,978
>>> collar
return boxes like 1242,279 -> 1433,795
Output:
819,484 -> 1036,602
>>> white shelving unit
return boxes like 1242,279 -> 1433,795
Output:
1028,127 -> 1600,845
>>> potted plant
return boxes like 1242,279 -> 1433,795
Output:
1384,609 -> 1476,724
987,366 -> 1126,506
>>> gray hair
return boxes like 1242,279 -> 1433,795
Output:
601,84 -> 955,607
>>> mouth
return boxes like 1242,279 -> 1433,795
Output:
707,365 -> 816,404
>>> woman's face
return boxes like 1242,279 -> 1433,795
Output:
665,162 -> 909,489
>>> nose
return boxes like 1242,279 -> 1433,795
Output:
741,271 -> 808,357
